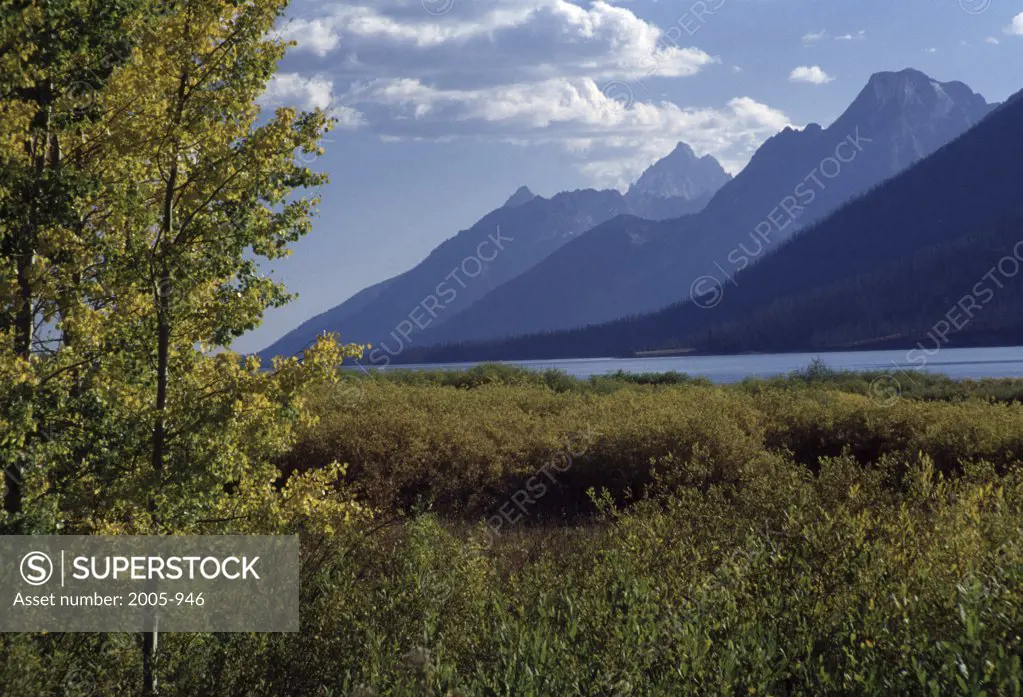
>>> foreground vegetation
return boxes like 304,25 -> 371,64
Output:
266,454 -> 1023,697
7,366 -> 1023,695
287,363 -> 1023,517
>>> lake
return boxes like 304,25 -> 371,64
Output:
391,346 -> 1023,382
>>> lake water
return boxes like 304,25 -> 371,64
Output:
395,346 -> 1023,383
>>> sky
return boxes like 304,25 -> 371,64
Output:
233,0 -> 1023,354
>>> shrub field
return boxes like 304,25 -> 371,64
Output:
6,365 -> 1023,696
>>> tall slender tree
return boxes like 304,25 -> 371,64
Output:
0,0 -> 148,529
88,2 -> 357,691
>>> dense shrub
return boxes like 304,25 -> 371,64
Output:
15,455 -> 1021,696
9,370 -> 1023,696
287,372 -> 1023,518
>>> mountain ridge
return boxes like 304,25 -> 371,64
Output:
409,81 -> 1023,363
258,142 -> 731,360
413,68 -> 995,349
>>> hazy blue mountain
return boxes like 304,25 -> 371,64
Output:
502,186 -> 537,208
259,144 -> 729,359
628,142 -> 731,200
411,82 -> 1023,363
418,69 -> 995,348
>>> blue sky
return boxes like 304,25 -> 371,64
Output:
235,0 -> 1023,354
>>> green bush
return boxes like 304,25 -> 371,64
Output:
19,454 -> 1016,697
289,374 -> 1023,518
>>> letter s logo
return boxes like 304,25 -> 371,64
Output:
21,552 -> 54,586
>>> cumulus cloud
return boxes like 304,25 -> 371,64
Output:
260,73 -> 365,128
348,77 -> 792,186
789,65 -> 834,85
261,73 -> 335,110
284,0 -> 716,82
802,30 -> 827,43
986,36 -> 1000,45
277,17 -> 341,56
332,105 -> 368,128
270,0 -> 793,184
1006,12 -> 1023,35
835,30 -> 865,41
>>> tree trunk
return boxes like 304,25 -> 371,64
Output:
152,265 -> 171,477
144,70 -> 183,693
5,97 -> 50,525
142,618 -> 159,697
5,249 -> 33,521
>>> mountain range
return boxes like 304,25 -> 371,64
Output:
261,68 -> 1010,365
411,69 -> 995,348
260,138 -> 731,359
411,77 -> 1023,362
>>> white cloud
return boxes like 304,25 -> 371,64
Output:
925,47 -> 937,53
333,105 -> 367,128
260,73 -> 365,128
1006,12 -> 1023,35
285,0 -> 717,81
804,29 -> 864,44
986,36 -> 1001,45
347,77 -> 792,187
277,17 -> 341,56
272,0 -> 793,185
788,66 -> 834,85
261,73 -> 335,110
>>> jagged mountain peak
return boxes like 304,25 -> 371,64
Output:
503,185 -> 537,208
667,142 -> 697,159
627,142 -> 731,201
